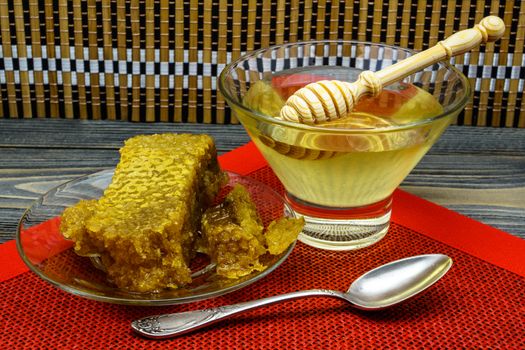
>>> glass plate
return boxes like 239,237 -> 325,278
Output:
16,170 -> 296,306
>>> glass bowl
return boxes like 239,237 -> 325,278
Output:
219,40 -> 470,251
16,170 -> 296,306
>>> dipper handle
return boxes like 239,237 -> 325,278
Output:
279,16 -> 505,124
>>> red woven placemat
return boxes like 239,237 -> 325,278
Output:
1,143 -> 524,349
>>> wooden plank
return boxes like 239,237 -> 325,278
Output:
0,119 -> 251,149
215,0 -> 228,123
43,3 -> 60,118
0,3 -> 19,117
101,0 -> 117,120
174,1 -> 184,122
86,0 -> 101,120
0,120 -> 524,243
158,0 -> 169,122
384,0 -> 398,45
357,0 -> 368,42
57,0 -> 74,118
129,0 -> 141,122
399,0 -> 412,48
116,0 -> 129,120
72,0 -> 88,119
201,0 -> 212,123
144,0 -> 155,122
1,120 -> 523,153
187,0 -> 198,123
27,0 -> 46,118
13,3 -> 32,118
302,0 -> 313,41
288,0 -> 299,42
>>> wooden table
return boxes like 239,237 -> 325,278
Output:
1,119 -> 524,243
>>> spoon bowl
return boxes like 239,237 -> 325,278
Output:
346,254 -> 453,310
132,254 -> 452,339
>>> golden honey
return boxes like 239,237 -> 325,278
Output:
243,68 -> 448,208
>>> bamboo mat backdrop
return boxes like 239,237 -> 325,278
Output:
0,1 -> 523,127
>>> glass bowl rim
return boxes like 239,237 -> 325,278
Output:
15,169 -> 297,306
218,39 -> 471,134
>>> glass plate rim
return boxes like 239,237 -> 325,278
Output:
15,168 -> 297,306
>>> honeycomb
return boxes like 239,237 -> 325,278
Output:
201,184 -> 304,279
265,217 -> 305,255
60,134 -> 228,292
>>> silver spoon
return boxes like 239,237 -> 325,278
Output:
131,254 -> 452,339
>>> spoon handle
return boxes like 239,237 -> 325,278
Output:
131,289 -> 345,339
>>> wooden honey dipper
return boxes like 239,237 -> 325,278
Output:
279,16 -> 505,124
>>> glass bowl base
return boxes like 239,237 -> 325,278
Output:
297,215 -> 390,250
286,193 -> 392,251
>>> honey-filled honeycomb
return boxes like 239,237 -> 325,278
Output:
60,134 -> 228,292
200,184 -> 304,279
